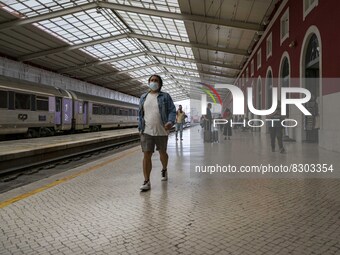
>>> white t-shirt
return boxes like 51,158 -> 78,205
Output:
143,92 -> 168,136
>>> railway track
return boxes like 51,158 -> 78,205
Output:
0,132 -> 140,181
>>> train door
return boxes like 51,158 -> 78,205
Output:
55,97 -> 62,125
83,101 -> 88,126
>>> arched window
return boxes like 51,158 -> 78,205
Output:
305,33 -> 320,96
257,78 -> 262,110
281,57 -> 289,87
305,34 -> 320,69
266,70 -> 273,108
304,33 -> 320,143
280,56 -> 290,134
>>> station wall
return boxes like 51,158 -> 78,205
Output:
228,0 -> 340,153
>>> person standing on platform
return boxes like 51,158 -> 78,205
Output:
206,103 -> 212,131
138,75 -> 176,191
269,106 -> 286,153
223,108 -> 233,140
175,105 -> 186,141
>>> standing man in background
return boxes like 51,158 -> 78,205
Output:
206,103 -> 212,131
175,105 -> 186,141
138,75 -> 176,191
269,106 -> 286,153
223,108 -> 233,140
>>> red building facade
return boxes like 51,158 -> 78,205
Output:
226,0 -> 340,152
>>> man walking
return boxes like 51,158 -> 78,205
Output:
138,75 -> 176,191
175,105 -> 186,141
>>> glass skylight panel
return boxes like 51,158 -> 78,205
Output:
128,66 -> 163,78
170,75 -> 195,82
83,38 -> 145,61
1,0 -> 89,17
112,55 -> 156,71
143,41 -> 194,59
165,68 -> 199,77
117,12 -> 189,42
36,9 -> 127,44
136,78 -> 149,84
109,0 -> 181,13
156,57 -> 198,70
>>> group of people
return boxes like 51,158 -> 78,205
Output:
200,105 -> 232,140
200,105 -> 286,152
137,74 -> 286,192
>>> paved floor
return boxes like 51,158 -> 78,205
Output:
0,128 -> 339,255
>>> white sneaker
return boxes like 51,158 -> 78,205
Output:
161,169 -> 168,181
140,180 -> 151,191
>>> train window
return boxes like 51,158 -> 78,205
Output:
93,104 -> 100,115
31,95 -> 36,111
8,92 -> 14,109
113,107 -> 117,115
120,109 -> 128,116
15,93 -> 31,110
0,90 -> 7,108
129,109 -> 132,116
101,105 -> 105,115
105,106 -> 110,115
37,96 -> 48,111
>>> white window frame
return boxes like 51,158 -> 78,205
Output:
266,32 -> 272,60
251,59 -> 254,77
303,0 -> 318,20
257,49 -> 262,70
280,8 -> 289,45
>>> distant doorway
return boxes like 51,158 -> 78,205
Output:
304,34 -> 320,143
256,77 -> 262,132
280,57 -> 290,139
265,70 -> 273,133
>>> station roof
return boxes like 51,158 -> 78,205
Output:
0,0 -> 277,102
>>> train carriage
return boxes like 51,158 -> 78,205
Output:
69,91 -> 138,131
0,76 -> 138,138
0,77 -> 72,137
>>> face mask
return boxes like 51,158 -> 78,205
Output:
148,82 -> 159,91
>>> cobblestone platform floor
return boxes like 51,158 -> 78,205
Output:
0,129 -> 339,255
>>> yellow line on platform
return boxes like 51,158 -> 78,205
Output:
0,147 -> 140,209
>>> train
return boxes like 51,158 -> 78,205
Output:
0,76 -> 138,138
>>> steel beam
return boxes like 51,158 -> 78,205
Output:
18,33 -> 128,62
148,51 -> 240,71
131,33 -> 247,56
18,32 -> 247,61
57,52 -> 146,73
57,51 -> 240,73
84,63 -> 159,81
84,62 -> 235,82
161,63 -> 235,79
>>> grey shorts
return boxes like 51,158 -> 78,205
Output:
140,133 -> 168,152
